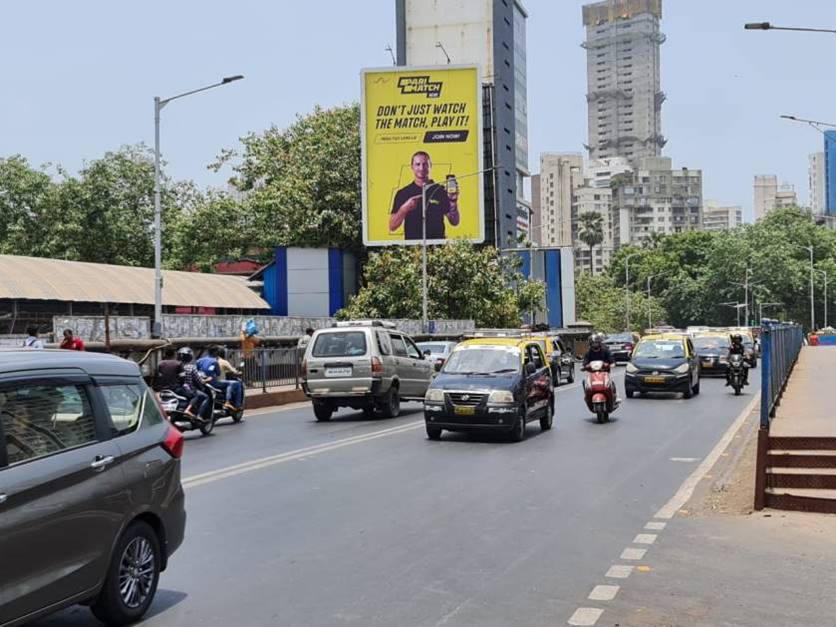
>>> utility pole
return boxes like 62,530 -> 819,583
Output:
624,252 -> 641,331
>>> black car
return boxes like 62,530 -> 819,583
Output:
0,350 -> 186,626
424,339 -> 554,442
692,335 -> 731,376
534,335 -> 575,386
604,332 -> 640,363
624,335 -> 701,398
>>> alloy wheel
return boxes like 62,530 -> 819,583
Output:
118,537 -> 156,609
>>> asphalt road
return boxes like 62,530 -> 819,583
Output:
36,373 -> 755,627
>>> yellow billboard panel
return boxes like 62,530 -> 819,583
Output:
361,65 -> 484,246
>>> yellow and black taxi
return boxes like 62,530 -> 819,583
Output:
424,338 -> 554,442
692,333 -> 731,376
624,333 -> 701,399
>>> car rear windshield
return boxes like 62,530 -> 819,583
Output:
693,336 -> 730,350
443,346 -> 520,374
633,340 -> 685,359
606,333 -> 634,343
418,343 -> 448,354
311,331 -> 368,358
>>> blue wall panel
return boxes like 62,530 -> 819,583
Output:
273,247 -> 288,316
328,248 -> 344,316
545,250 -> 563,328
826,131 -> 836,215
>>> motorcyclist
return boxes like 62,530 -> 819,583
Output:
582,333 -> 619,402
726,333 -> 748,386
174,347 -> 210,422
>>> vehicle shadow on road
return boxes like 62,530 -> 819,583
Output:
434,427 -> 550,444
316,404 -> 425,424
29,590 -> 187,626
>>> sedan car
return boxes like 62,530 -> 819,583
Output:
416,340 -> 457,372
692,334 -> 731,376
424,338 -> 554,442
604,332 -> 641,363
624,334 -> 701,398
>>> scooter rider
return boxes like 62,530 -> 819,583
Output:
176,347 -> 211,422
725,333 -> 748,386
583,333 -> 619,401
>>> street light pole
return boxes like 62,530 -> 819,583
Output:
646,273 -> 660,329
817,269 -> 829,328
805,245 -> 815,332
152,75 -> 244,337
744,22 -> 836,35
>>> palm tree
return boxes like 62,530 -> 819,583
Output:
577,212 -> 604,274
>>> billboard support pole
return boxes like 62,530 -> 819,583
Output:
422,183 -> 429,333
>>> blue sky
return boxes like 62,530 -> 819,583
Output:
3,1 -> 836,221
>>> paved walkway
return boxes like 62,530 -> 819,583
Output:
770,346 -> 836,437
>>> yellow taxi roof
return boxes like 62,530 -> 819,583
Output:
456,337 -> 530,349
641,333 -> 687,343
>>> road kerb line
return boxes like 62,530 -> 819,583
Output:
654,393 -> 760,519
183,420 -> 424,488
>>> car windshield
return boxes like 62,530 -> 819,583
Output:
417,343 -> 448,354
606,333 -> 634,343
311,331 -> 368,357
443,346 -> 520,374
633,340 -> 685,359
693,336 -> 730,351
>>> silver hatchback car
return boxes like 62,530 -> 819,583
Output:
302,321 -> 433,421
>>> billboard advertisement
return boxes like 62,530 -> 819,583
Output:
361,65 -> 484,246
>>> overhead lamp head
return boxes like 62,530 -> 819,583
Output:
744,22 -> 772,30
222,75 -> 245,84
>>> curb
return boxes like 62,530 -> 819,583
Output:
246,389 -> 308,410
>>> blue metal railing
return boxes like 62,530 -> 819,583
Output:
760,319 -> 804,427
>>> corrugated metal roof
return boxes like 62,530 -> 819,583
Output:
0,255 -> 270,309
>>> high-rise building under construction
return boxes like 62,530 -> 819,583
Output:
582,0 -> 666,164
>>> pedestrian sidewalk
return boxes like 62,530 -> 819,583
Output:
770,346 -> 836,437
245,383 -> 306,409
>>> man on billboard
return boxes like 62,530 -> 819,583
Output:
388,151 -> 460,240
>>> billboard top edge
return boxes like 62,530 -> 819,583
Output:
360,63 -> 481,76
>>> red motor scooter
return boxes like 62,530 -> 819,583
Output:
583,360 -> 619,423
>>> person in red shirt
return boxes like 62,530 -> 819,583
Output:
60,329 -> 85,351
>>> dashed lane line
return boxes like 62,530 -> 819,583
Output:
633,533 -> 657,545
620,548 -> 647,561
568,608 -> 604,626
588,585 -> 620,601
605,565 -> 634,579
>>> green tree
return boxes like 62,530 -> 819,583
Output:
216,103 -> 362,252
576,272 -> 668,333
338,241 -> 545,327
577,212 -> 604,274
0,156 -> 58,257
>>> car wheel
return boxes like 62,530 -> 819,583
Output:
426,424 -> 442,440
313,401 -> 333,422
362,405 -> 375,418
509,409 -> 526,442
625,389 -> 634,399
693,380 -> 701,395
379,385 -> 400,419
684,381 -> 694,399
91,520 -> 161,626
199,414 -> 216,435
540,401 -> 554,431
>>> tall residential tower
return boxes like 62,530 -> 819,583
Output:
582,0 -> 666,164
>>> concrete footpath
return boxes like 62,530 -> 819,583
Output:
598,398 -> 836,626
770,346 -> 836,438
245,383 -> 307,410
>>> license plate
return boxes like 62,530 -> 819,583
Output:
702,361 -> 713,368
454,406 -> 476,416
644,376 -> 665,384
325,367 -> 352,378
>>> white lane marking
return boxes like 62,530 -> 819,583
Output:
183,420 -> 423,488
620,548 -> 647,560
605,565 -> 634,579
244,401 -> 310,417
568,607 -> 604,626
633,533 -> 657,545
655,394 -> 760,519
645,521 -> 667,531
669,457 -> 700,462
588,585 -> 620,601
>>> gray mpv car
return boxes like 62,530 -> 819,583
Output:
0,350 -> 186,626
302,321 -> 433,421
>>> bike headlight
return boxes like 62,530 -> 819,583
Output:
674,364 -> 690,374
625,362 -> 638,373
488,390 -> 515,404
425,389 -> 444,403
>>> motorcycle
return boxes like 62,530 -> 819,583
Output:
206,365 -> 247,424
583,360 -> 619,423
727,354 -> 749,396
158,386 -> 218,436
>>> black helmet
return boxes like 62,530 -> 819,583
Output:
731,334 -> 743,344
590,333 -> 604,349
176,347 -> 194,363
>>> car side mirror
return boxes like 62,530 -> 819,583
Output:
423,349 -> 431,356
524,362 -> 536,377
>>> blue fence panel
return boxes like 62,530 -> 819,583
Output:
760,319 -> 804,427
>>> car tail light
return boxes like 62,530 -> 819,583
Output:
371,356 -> 384,375
162,425 -> 184,459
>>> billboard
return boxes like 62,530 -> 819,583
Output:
361,65 -> 484,246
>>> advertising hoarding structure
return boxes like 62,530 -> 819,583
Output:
361,65 -> 484,246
